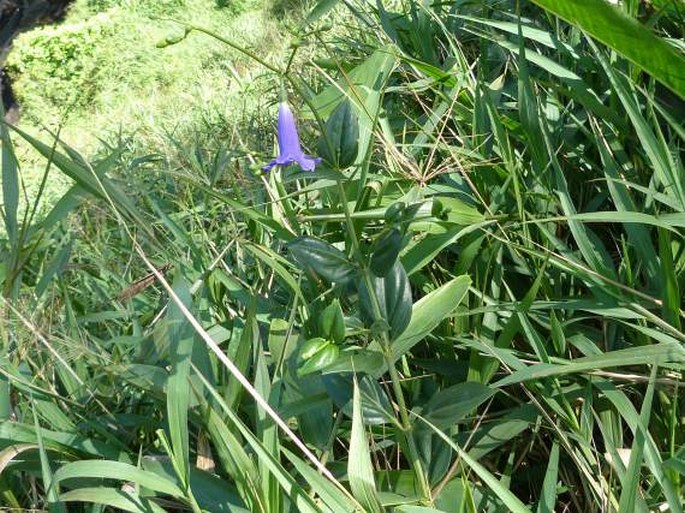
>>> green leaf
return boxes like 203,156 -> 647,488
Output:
196,381 -> 325,513
305,0 -> 340,25
318,99 -> 359,169
494,343 -> 685,388
10,125 -> 153,237
597,378 -> 682,512
419,382 -> 496,430
396,507 -> 448,513
536,443 -> 559,513
52,460 -> 184,497
165,276 -> 194,489
288,236 -> 357,284
320,300 -> 346,343
529,0 -> 685,99
618,366 -> 657,512
417,416 -> 533,513
348,378 -> 382,513
359,260 -> 412,340
370,228 -> 403,277
388,275 -> 471,364
299,343 -> 340,376
282,448 -> 356,513
1,107 -> 19,247
32,398 -> 65,513
300,337 -> 330,361
59,488 -> 167,513
244,242 -> 304,302
322,348 -> 386,376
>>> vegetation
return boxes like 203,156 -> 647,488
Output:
3,0 -> 290,207
0,0 -> 684,511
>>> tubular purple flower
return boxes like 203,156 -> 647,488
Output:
263,102 -> 321,172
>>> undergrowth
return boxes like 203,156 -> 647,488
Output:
0,0 -> 684,511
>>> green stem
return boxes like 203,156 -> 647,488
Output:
337,181 -> 432,503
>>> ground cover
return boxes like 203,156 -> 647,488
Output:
0,0 -> 684,511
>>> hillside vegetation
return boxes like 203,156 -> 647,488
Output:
0,0 -> 684,511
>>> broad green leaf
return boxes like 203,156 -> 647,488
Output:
388,275 -> 471,364
288,236 -> 357,284
402,227 -> 462,276
322,374 -> 396,426
322,348 -> 386,376
418,382 -> 496,430
529,0 -> 685,99
359,260 -> 412,340
299,343 -> 340,376
318,99 -> 359,169
0,443 -> 37,474
307,47 -> 395,188
320,300 -> 346,343
370,228 -> 403,277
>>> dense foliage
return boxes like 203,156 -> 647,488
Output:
1,0 -> 684,511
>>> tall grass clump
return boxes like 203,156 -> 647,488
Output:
0,0 -> 684,511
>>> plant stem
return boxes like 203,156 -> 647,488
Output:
337,180 -> 432,502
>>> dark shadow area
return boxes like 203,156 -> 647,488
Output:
1,0 -> 74,120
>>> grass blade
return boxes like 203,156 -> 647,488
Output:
529,0 -> 685,98
348,377 -> 382,513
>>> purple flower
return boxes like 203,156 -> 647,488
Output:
263,102 -> 321,172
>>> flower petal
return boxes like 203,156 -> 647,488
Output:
277,102 -> 303,156
297,154 -> 322,172
264,101 -> 322,172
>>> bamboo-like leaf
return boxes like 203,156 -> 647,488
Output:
597,378 -> 682,512
282,448 -> 356,513
52,460 -> 184,497
348,378 -> 382,513
494,343 -> 685,388
529,0 -> 685,98
59,488 -> 167,513
417,414 -> 533,513
536,443 -> 559,513
166,276 -> 194,489
32,397 -> 65,513
10,125 -> 153,236
1,107 -> 19,247
306,0 -> 340,25
618,366 -> 657,512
